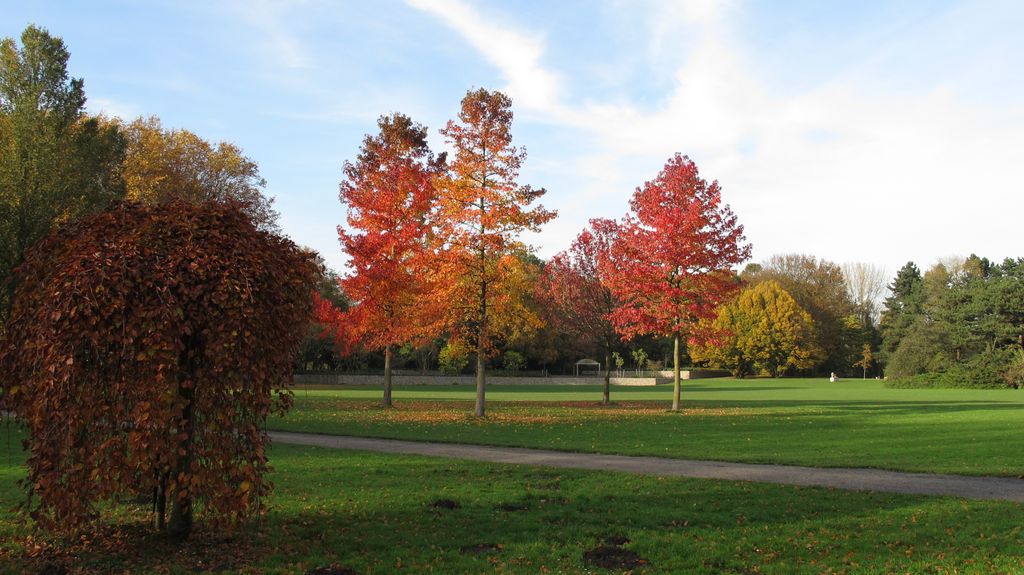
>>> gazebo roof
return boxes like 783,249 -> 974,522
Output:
575,358 -> 600,366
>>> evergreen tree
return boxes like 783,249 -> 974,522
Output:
879,261 -> 924,368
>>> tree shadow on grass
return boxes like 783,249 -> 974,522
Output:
683,397 -> 1022,414
5,446 -> 1022,574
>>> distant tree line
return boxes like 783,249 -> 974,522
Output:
316,246 -> 1023,390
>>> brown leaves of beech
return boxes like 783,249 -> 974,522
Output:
0,200 -> 317,536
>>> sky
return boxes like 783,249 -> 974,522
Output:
5,0 -> 1023,282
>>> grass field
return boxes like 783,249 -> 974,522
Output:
1,437 -> 1022,574
3,378 -> 1022,573
270,378 -> 1024,476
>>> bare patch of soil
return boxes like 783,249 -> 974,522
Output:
428,498 -> 461,510
582,545 -> 647,570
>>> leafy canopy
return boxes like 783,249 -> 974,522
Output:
603,153 -> 750,342
338,113 -> 444,354
692,280 -> 820,377
119,115 -> 279,231
0,25 -> 125,320
0,200 -> 317,535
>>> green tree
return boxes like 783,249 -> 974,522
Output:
879,261 -> 924,368
886,317 -> 952,377
0,25 -> 125,320
502,350 -> 526,374
692,280 -> 819,377
881,256 -> 1024,386
631,348 -> 648,376
438,340 -> 470,375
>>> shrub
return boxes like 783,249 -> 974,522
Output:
886,349 -> 1018,389
438,341 -> 470,375
502,351 -> 526,374
1003,350 -> 1024,389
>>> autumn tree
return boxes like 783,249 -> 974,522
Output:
493,252 -> 550,360
299,290 -> 348,371
296,261 -> 350,371
119,116 -> 279,231
746,254 -> 856,373
544,219 -> 619,403
853,343 -> 874,379
0,200 -> 317,538
436,88 -> 555,417
338,113 -> 444,407
691,280 -> 819,377
0,25 -> 125,321
604,153 -> 750,410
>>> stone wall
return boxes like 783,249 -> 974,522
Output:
293,373 -> 658,386
654,368 -> 731,380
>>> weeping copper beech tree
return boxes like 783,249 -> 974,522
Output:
0,200 -> 317,538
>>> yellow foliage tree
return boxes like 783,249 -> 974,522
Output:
119,116 -> 278,231
692,280 -> 821,377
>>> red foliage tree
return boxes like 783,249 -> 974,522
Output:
544,218 -> 619,404
603,154 -> 751,410
338,113 -> 444,406
0,200 -> 317,538
312,290 -> 346,344
436,88 -> 556,417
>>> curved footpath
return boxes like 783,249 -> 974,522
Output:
269,431 -> 1024,502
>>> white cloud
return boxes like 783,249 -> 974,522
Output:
85,97 -> 142,120
406,0 -> 1024,273
228,0 -> 313,70
405,0 -> 564,113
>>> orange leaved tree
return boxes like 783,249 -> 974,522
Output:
437,88 -> 555,417
0,200 -> 317,538
338,113 -> 445,407
603,154 -> 750,411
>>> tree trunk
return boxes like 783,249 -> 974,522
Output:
168,386 -> 194,539
155,472 -> 167,530
671,334 -> 681,411
602,349 -> 611,405
475,345 -> 486,417
168,335 -> 198,539
382,345 -> 393,408
475,249 -> 487,417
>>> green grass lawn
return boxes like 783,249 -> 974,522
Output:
271,378 -> 1024,476
2,436 -> 1022,574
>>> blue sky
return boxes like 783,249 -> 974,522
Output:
5,0 -> 1023,280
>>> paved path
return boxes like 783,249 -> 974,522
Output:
270,431 -> 1024,502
